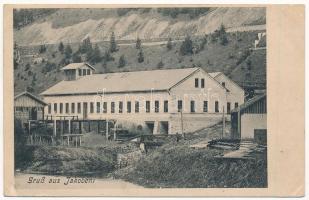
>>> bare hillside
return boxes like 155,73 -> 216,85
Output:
14,7 -> 265,46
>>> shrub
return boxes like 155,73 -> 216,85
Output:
136,37 -> 142,49
180,35 -> 193,55
157,60 -> 164,68
137,49 -> 144,63
118,55 -> 126,68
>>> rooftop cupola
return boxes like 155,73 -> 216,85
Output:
61,62 -> 95,81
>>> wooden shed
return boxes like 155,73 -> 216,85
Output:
14,91 -> 47,124
230,93 -> 266,143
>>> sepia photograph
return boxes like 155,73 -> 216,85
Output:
12,6 -> 267,189
3,4 -> 305,197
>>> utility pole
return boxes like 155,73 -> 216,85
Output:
222,106 -> 225,139
180,110 -> 184,139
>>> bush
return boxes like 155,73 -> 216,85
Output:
166,38 -> 173,50
137,49 -> 144,63
25,63 -> 31,71
118,55 -> 126,68
157,60 -> 164,68
136,37 -> 142,49
180,35 -> 193,55
42,61 -> 57,73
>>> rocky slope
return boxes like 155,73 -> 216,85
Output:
14,7 -> 266,46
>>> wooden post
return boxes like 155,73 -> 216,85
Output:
106,119 -> 109,140
114,123 -> 117,141
222,106 -> 225,139
53,120 -> 57,137
79,136 -> 82,146
67,136 -> 69,146
97,121 -> 100,134
68,119 -> 71,134
180,110 -> 184,138
88,121 -> 91,132
28,121 -> 32,144
79,121 -> 82,134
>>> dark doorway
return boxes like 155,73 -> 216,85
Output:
30,108 -> 37,120
159,121 -> 169,135
145,121 -> 154,134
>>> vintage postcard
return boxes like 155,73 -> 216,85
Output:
3,4 -> 304,197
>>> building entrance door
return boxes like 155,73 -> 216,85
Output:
30,108 -> 37,120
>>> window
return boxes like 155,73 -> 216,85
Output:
203,101 -> 208,112
146,101 -> 150,113
103,102 -> 107,113
227,102 -> 231,114
215,101 -> 219,113
60,103 -> 63,114
48,104 -> 51,114
65,103 -> 69,114
90,102 -> 94,113
164,101 -> 168,113
119,102 -> 123,113
96,102 -> 100,113
222,82 -> 226,87
87,69 -> 90,75
111,102 -> 115,113
155,101 -> 159,113
190,101 -> 195,112
235,102 -> 239,108
195,78 -> 199,88
71,103 -> 75,113
135,101 -> 139,113
83,69 -> 86,76
178,100 -> 183,112
78,69 -> 82,76
127,101 -> 131,113
77,103 -> 81,113
201,78 -> 205,88
54,103 -> 57,113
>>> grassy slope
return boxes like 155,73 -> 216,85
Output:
14,30 -> 266,95
114,123 -> 267,188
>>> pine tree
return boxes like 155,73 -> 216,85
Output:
64,45 -> 73,59
166,37 -> 172,50
80,37 -> 92,54
179,35 -> 193,55
109,32 -> 118,53
91,44 -> 102,63
136,37 -> 142,49
58,41 -> 64,53
218,24 -> 228,45
137,49 -> 144,63
118,55 -> 126,68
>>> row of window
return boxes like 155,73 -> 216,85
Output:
195,78 -> 205,88
48,100 -> 169,114
47,101 -> 239,114
78,69 -> 91,76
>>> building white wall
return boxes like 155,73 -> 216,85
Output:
241,113 -> 267,139
213,73 -> 245,112
42,68 -> 230,134
170,69 -> 227,114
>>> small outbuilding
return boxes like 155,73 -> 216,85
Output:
14,91 -> 47,124
230,93 -> 266,144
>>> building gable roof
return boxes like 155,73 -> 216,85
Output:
61,62 -> 96,71
14,91 -> 47,106
41,67 -> 200,96
209,71 -> 244,92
